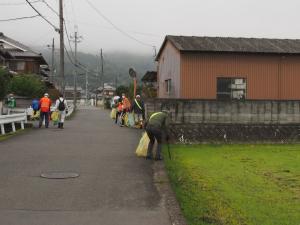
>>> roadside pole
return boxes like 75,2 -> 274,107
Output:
59,0 -> 65,95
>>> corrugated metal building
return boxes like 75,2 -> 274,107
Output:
156,35 -> 300,100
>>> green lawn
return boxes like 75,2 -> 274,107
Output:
163,144 -> 300,225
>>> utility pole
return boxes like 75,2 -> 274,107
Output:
85,69 -> 88,104
100,49 -> 104,98
47,38 -> 55,84
70,27 -> 82,111
51,38 -> 55,84
59,0 -> 65,95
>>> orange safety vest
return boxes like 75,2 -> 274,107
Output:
39,97 -> 51,112
122,97 -> 131,110
117,102 -> 123,112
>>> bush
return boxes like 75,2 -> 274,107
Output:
0,68 -> 11,100
9,74 -> 46,98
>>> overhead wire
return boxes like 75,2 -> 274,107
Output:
64,20 -> 75,58
25,0 -> 59,31
0,15 -> 40,22
0,0 -> 41,6
84,0 -> 156,49
40,0 -> 59,17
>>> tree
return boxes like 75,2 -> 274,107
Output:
116,85 -> 129,97
9,74 -> 46,98
0,68 -> 11,100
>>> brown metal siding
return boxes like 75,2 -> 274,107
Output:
281,57 -> 300,99
180,53 -> 300,100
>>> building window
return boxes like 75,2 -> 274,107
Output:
217,77 -> 246,100
17,62 -> 25,71
165,79 -> 171,94
8,62 -> 17,71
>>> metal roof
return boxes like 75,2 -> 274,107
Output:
142,71 -> 157,82
156,35 -> 300,60
0,32 -> 46,61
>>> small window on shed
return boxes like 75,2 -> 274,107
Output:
217,77 -> 246,100
165,79 -> 171,94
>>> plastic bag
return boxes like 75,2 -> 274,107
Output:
51,111 -> 59,125
31,110 -> 40,120
124,113 -> 129,126
128,113 -> 135,127
136,132 -> 150,157
110,108 -> 116,119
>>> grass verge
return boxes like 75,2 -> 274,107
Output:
163,144 -> 300,225
0,128 -> 30,142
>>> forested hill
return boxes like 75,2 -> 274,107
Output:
36,48 -> 156,90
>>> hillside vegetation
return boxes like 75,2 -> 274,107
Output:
39,49 -> 156,91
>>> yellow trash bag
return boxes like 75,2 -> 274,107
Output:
51,111 -> 59,125
136,132 -> 150,157
124,113 -> 129,126
31,110 -> 40,120
110,108 -> 116,119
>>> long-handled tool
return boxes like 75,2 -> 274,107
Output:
167,140 -> 172,160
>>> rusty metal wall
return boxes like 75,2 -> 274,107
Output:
180,53 -> 300,100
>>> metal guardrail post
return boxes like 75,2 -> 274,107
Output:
1,124 -> 5,135
12,122 -> 16,132
0,112 -> 26,135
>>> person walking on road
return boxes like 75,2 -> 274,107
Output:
31,98 -> 39,115
39,93 -> 52,128
55,94 -> 68,129
132,95 -> 145,128
144,110 -> 170,160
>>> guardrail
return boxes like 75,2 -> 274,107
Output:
0,113 -> 27,135
66,102 -> 74,118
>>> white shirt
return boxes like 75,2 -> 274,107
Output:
55,97 -> 68,111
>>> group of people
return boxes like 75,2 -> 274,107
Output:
111,93 -> 171,161
112,93 -> 145,128
31,93 -> 68,129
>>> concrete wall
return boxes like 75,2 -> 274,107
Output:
145,99 -> 300,124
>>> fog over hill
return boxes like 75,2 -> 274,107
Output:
34,46 -> 156,91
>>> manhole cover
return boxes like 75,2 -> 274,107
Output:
41,172 -> 79,179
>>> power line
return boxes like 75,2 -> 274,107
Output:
25,0 -> 59,31
0,0 -> 41,6
41,0 -> 59,17
0,15 -> 40,22
64,20 -> 75,58
85,0 -> 155,48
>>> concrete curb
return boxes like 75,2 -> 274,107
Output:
153,161 -> 187,225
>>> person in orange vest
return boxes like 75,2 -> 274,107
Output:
39,93 -> 52,128
115,98 -> 123,124
120,93 -> 131,127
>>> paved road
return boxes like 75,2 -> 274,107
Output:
0,107 -> 171,225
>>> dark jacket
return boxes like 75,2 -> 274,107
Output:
146,112 -> 169,133
132,98 -> 145,115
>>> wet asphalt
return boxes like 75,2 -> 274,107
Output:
0,107 -> 171,225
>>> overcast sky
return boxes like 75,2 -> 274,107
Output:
1,0 -> 300,55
